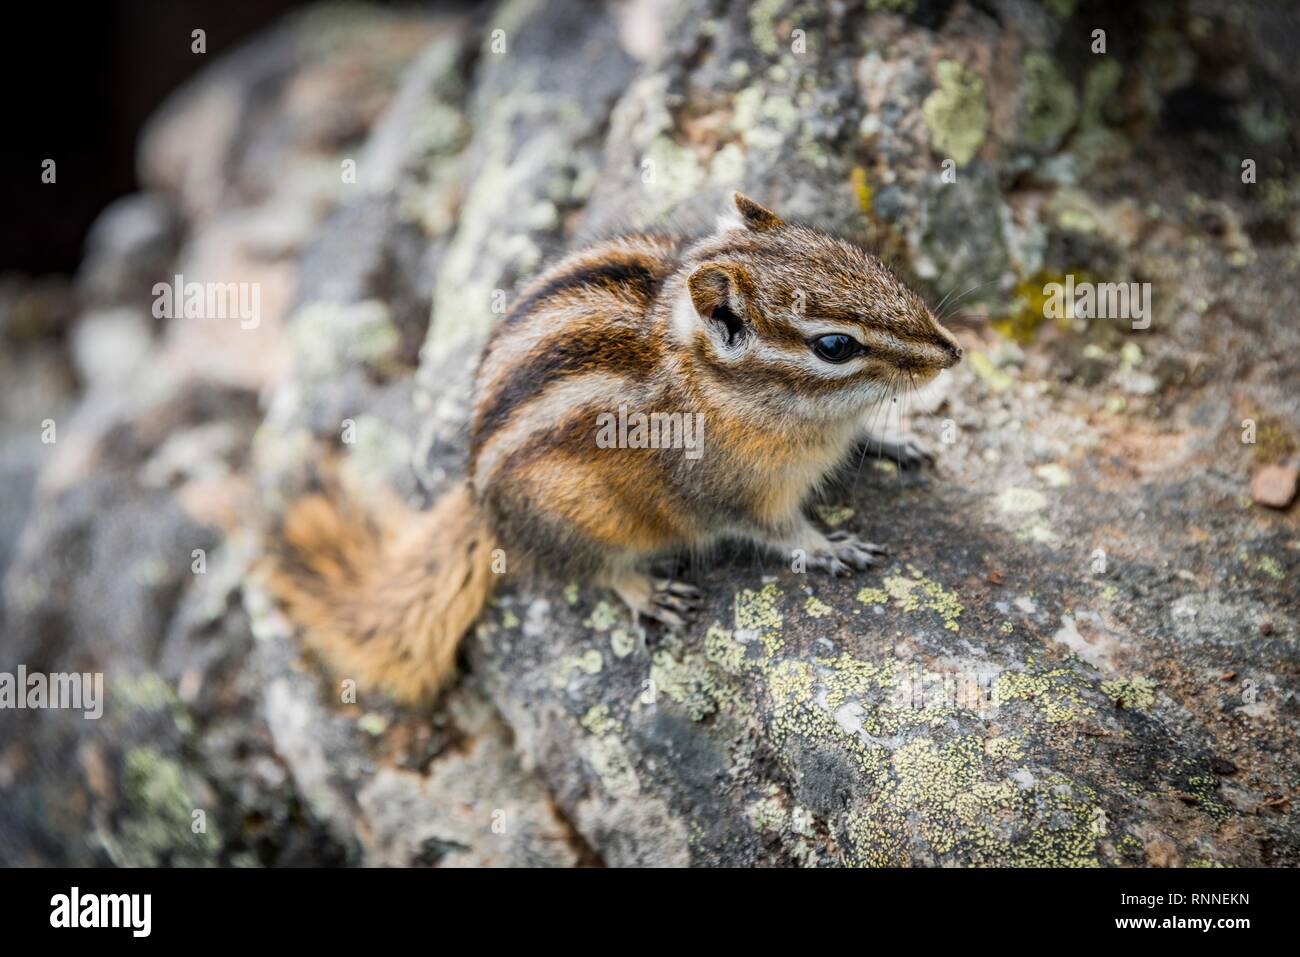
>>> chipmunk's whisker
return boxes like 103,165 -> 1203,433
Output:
937,276 -> 1000,323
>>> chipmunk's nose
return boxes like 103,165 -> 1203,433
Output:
933,336 -> 962,368
927,319 -> 963,368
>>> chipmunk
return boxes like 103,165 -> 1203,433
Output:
266,193 -> 962,703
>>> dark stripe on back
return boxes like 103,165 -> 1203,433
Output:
503,258 -> 660,327
470,323 -> 660,452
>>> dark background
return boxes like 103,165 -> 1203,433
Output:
1,1 -> 306,276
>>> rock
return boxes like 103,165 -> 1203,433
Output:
68,308 -> 154,390
1252,464 -> 1298,509
4,0 -> 1300,868
76,194 -> 180,311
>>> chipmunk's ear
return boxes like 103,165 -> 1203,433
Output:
722,191 -> 783,232
687,262 -> 752,347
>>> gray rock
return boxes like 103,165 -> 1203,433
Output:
3,0 -> 1299,867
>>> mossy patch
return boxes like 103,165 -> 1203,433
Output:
583,600 -> 622,632
813,503 -> 855,527
113,747 -> 220,866
1256,556 -> 1285,581
581,703 -> 622,737
856,585 -> 889,605
552,649 -> 604,688
704,624 -> 747,673
881,570 -> 964,632
993,270 -> 1092,344
1101,675 -> 1157,711
650,650 -> 736,721
922,61 -> 988,166
734,582 -> 785,660
968,350 -> 1014,391
1018,52 -> 1078,150
994,662 -> 1095,724
849,736 -> 1103,866
804,595 -> 833,618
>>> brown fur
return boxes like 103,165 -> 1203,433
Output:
267,193 -> 961,704
265,480 -> 495,703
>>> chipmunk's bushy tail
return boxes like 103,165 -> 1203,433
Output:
264,479 -> 496,704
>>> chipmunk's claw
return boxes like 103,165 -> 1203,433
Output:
647,577 -> 703,628
606,571 -> 701,637
813,532 -> 887,574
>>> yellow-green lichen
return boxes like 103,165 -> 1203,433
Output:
583,600 -> 622,632
704,624 -> 747,673
856,585 -> 889,605
1183,770 -> 1231,819
997,487 -> 1057,543
579,701 -> 639,797
585,729 -> 639,798
813,503 -> 855,527
552,649 -> 604,687
994,662 -> 1095,723
1035,463 -> 1072,488
847,803 -> 913,867
968,350 -> 1014,390
357,712 -> 388,736
1018,52 -> 1078,150
1256,556 -> 1285,581
111,671 -> 191,735
867,736 -> 1103,866
816,653 -> 891,711
850,167 -> 873,219
114,671 -> 179,712
1249,416 -> 1297,465
735,583 -> 783,631
650,650 -> 735,721
609,628 -> 637,658
993,270 -> 1088,344
747,0 -> 785,57
113,747 -> 220,866
881,570 -> 964,632
746,789 -> 788,833
804,595 -> 833,618
999,487 -> 1047,514
733,85 -> 802,152
1101,675 -> 1157,711
922,60 -> 988,165
756,644 -> 1117,867
581,703 -> 622,737
767,659 -> 816,727
734,582 -> 785,660
984,733 -> 1026,761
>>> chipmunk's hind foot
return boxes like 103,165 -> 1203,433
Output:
604,570 -> 702,632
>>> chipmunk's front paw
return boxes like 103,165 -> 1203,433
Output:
808,532 -> 887,576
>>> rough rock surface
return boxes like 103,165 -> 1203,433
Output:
2,0 -> 1298,866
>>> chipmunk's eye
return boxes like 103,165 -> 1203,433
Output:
810,333 -> 864,363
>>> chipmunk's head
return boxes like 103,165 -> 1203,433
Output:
674,192 -> 961,423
